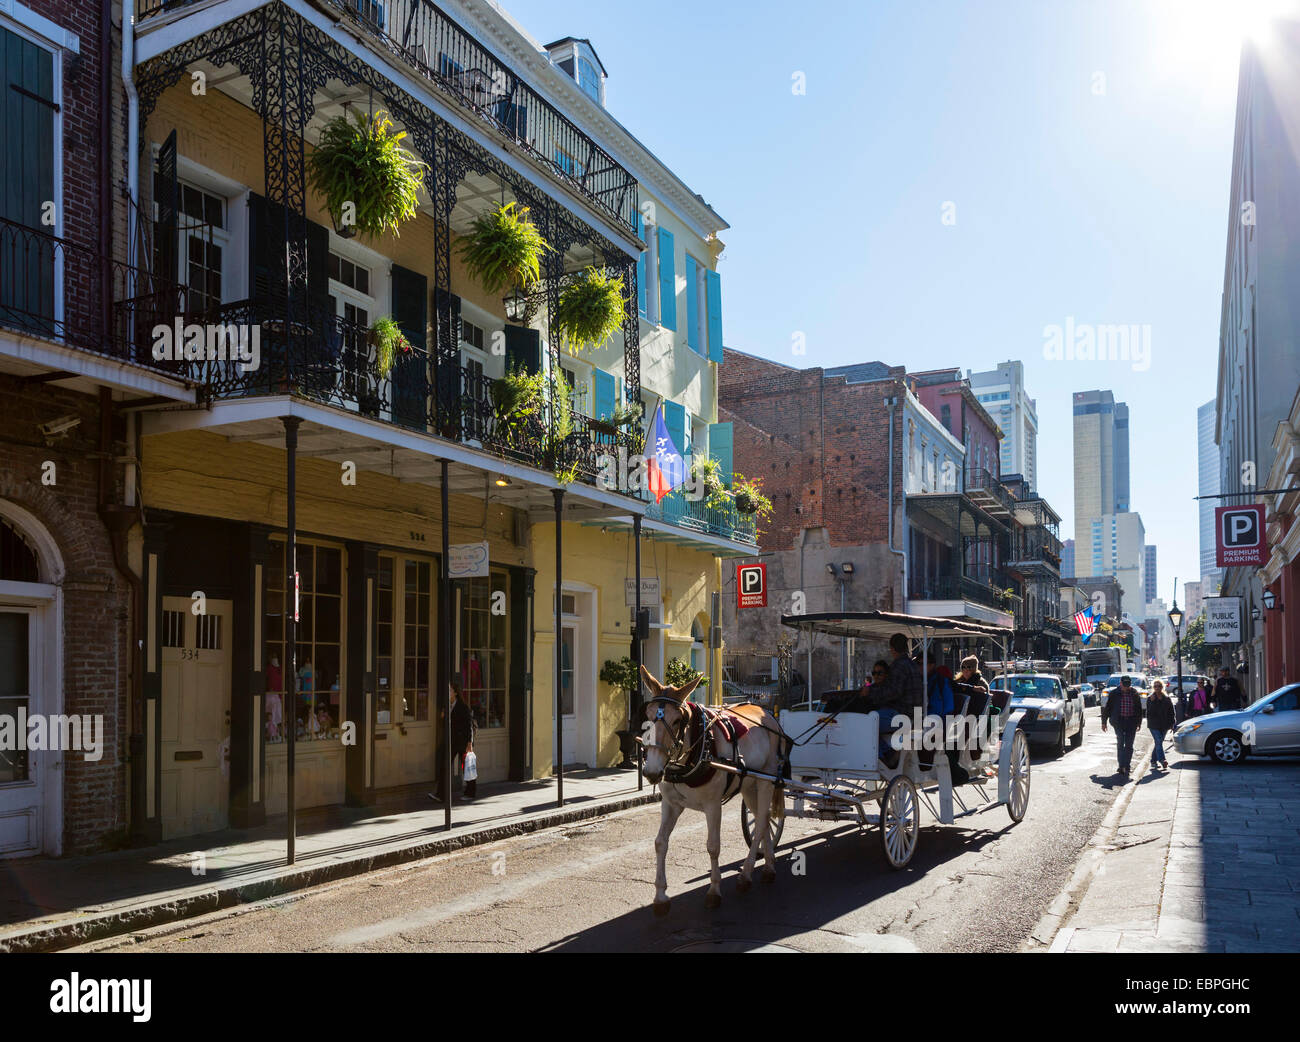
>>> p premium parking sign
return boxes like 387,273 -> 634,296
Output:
1215,504 -> 1265,567
737,563 -> 766,608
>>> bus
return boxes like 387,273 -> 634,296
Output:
1081,646 -> 1126,688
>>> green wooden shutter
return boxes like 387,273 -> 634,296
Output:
706,269 -> 723,364
390,264 -> 428,429
709,422 -> 733,485
657,226 -> 676,330
305,218 -> 330,320
504,324 -> 541,374
1,28 -> 55,336
153,131 -> 178,286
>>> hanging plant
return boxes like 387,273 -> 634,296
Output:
459,202 -> 551,295
554,266 -> 624,352
490,364 -> 546,445
370,316 -> 412,377
609,400 -> 643,428
731,472 -> 774,521
306,109 -> 426,239
689,455 -> 733,511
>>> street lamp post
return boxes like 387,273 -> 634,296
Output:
1168,601 -> 1184,702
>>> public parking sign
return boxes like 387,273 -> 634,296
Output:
1216,504 -> 1266,567
737,563 -> 766,608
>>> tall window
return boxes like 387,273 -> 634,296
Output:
375,555 -> 433,725
154,177 -> 228,314
264,541 -> 343,741
459,572 -> 510,731
577,56 -> 601,103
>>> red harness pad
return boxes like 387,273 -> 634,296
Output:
712,710 -> 751,745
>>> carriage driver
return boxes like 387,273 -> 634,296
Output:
859,633 -> 925,766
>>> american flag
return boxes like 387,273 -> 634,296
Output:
1074,607 -> 1097,637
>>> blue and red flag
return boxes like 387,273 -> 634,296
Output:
1074,606 -> 1097,643
645,402 -> 685,503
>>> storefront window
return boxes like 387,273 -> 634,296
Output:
459,571 -> 509,731
403,560 -> 431,721
265,541 -> 344,742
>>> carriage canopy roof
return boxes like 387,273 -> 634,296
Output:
779,611 -> 1013,642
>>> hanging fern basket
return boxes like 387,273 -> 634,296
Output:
370,316 -> 412,378
306,110 -> 426,240
459,202 -> 551,295
554,267 -> 624,352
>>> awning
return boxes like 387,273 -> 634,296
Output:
779,610 -> 1013,642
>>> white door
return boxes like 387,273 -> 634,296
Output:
554,623 -> 578,766
161,597 -> 233,839
0,608 -> 40,856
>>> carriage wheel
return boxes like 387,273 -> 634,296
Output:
879,775 -> 919,870
1007,729 -> 1031,823
740,789 -> 786,850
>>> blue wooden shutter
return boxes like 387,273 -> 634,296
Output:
706,269 -> 723,364
635,214 -> 647,318
663,399 -> 686,457
657,226 -> 676,330
593,367 -> 616,419
709,422 -> 733,485
685,255 -> 699,352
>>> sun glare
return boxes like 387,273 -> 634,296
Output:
1148,0 -> 1298,96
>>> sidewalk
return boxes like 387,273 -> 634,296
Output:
1043,743 -> 1300,953
0,768 -> 658,953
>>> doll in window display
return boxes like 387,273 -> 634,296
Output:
265,655 -> 284,742
297,660 -> 314,738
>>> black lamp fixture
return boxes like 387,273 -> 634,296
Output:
1167,603 -> 1183,631
1252,606 -> 1262,621
1263,589 -> 1279,610
503,287 -> 528,322
841,562 -> 855,576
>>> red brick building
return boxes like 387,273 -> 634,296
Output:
0,0 -> 194,856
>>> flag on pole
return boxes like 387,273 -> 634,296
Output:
1074,607 -> 1097,638
645,402 -> 685,503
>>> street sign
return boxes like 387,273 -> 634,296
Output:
624,577 -> 660,607
737,563 -> 766,608
1204,597 -> 1242,643
1215,504 -> 1265,567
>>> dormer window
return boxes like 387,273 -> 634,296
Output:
577,57 -> 600,103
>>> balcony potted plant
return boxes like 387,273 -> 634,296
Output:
589,399 -> 642,439
490,364 -> 545,449
543,368 -> 575,473
459,201 -> 550,295
369,316 -> 412,378
554,266 -> 624,352
731,472 -> 773,521
689,455 -> 733,511
306,110 -> 426,239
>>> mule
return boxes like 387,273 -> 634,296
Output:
638,665 -> 786,916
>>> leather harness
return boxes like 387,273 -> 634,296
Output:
648,697 -> 753,800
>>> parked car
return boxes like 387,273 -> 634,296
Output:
1173,684 -> 1300,764
991,673 -> 1085,755
1098,672 -> 1149,710
1163,674 -> 1211,698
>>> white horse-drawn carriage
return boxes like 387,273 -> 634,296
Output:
638,612 -> 1031,913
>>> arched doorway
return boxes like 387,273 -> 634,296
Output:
0,502 -> 65,857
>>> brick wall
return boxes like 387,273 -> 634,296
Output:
720,348 -> 904,551
0,374 -> 130,854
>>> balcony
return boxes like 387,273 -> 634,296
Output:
963,467 -> 1016,520
133,0 -> 639,236
645,494 -> 758,548
908,571 -> 1016,614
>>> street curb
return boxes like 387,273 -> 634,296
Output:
1023,746 -> 1153,952
0,790 -> 661,953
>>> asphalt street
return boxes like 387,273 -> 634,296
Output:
82,707 -> 1149,953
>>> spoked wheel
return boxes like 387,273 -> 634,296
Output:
740,789 -> 786,850
1007,729 -> 1031,823
879,775 -> 920,870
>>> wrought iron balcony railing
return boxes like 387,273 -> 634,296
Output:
909,571 -> 1015,612
963,466 -> 1017,517
644,492 -> 758,547
0,215 -> 187,375
133,0 -> 640,235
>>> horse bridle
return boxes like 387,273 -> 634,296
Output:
641,696 -> 694,763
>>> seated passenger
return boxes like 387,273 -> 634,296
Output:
860,634 -> 924,766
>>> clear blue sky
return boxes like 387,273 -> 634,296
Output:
506,0 -> 1298,602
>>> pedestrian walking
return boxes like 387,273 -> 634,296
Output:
1101,674 -> 1145,776
431,673 -> 474,803
1212,667 -> 1245,712
1189,678 -> 1211,717
1146,680 -> 1175,770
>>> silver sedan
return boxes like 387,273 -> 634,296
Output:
1172,684 -> 1300,764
